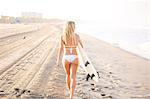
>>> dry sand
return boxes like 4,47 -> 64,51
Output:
0,23 -> 150,99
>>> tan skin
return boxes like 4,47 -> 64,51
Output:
56,34 -> 83,99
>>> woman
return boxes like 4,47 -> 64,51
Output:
56,21 -> 83,99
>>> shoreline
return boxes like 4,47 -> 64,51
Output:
79,32 -> 150,61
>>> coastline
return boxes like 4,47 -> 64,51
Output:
78,32 -> 150,61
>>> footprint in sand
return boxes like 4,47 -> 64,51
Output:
0,90 -> 6,96
91,83 -> 94,86
101,93 -> 113,98
14,88 -> 28,97
91,87 -> 95,91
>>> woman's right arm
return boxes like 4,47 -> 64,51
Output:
77,34 -> 83,48
56,36 -> 64,66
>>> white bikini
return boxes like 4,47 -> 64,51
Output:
63,47 -> 78,63
61,37 -> 78,63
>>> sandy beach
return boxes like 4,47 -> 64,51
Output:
0,22 -> 150,99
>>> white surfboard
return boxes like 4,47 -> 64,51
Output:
77,44 -> 99,82
77,48 -> 88,74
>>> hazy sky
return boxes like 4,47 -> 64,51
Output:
0,0 -> 148,28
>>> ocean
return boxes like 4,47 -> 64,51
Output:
76,21 -> 150,60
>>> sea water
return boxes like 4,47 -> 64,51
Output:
76,21 -> 150,60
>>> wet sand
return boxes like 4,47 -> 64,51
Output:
0,23 -> 150,99
76,34 -> 150,99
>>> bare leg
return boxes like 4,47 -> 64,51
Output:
67,74 -> 71,91
70,63 -> 78,99
63,60 -> 71,92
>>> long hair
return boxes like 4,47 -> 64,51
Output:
63,21 -> 76,45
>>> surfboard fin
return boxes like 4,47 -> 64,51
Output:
85,61 -> 90,67
97,72 -> 100,78
86,74 -> 91,81
91,74 -> 95,79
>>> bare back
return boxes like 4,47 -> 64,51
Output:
61,34 -> 81,55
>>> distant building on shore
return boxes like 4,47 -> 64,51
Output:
21,12 -> 42,19
21,12 -> 43,23
0,16 -> 16,23
0,12 -> 63,24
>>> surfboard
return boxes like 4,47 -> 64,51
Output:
77,44 -> 99,82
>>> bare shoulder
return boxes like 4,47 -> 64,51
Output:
60,35 -> 64,42
75,33 -> 80,39
60,35 -> 64,40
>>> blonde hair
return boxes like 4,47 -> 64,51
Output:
63,21 -> 76,45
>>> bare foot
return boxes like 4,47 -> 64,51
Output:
70,95 -> 73,99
